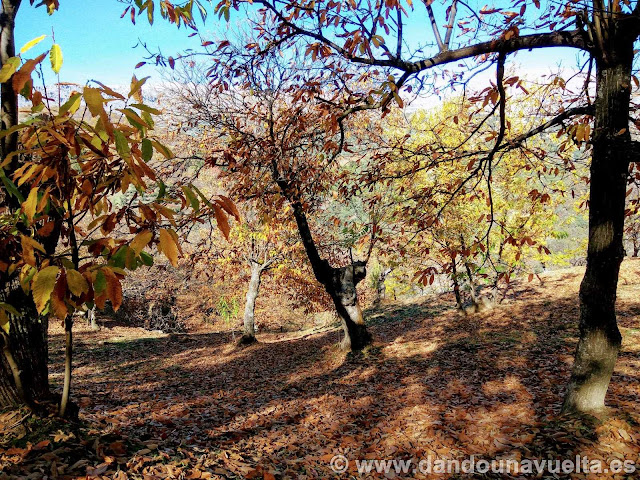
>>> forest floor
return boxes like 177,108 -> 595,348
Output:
1,260 -> 640,479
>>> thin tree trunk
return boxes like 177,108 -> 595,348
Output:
451,258 -> 462,309
59,316 -> 72,417
239,263 -> 261,345
459,236 -> 478,304
87,306 -> 99,331
373,267 -> 391,306
563,48 -> 632,413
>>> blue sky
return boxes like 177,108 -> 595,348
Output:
16,0 -> 212,86
16,1 -> 584,89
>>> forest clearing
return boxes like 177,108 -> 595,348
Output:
1,260 -> 639,479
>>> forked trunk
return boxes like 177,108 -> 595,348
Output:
563,49 -> 631,413
329,262 -> 372,351
287,200 -> 372,351
239,263 -> 261,345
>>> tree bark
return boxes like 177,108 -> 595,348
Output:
451,258 -> 462,310
0,286 -> 50,408
562,43 -> 632,413
288,200 -> 372,351
0,0 -> 20,168
58,316 -> 72,417
373,267 -> 391,306
0,0 -> 53,411
87,305 -> 99,331
239,263 -> 261,345
327,262 -> 371,351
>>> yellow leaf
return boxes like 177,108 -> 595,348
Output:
83,87 -> 105,117
130,230 -> 153,255
158,228 -> 179,267
22,187 -> 38,223
66,269 -> 89,297
0,57 -> 21,83
129,75 -> 149,102
49,43 -> 63,74
31,266 -> 59,314
19,34 -> 46,54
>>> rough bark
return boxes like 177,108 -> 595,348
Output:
0,286 -> 50,409
562,42 -> 632,413
239,263 -> 262,345
327,261 -> 371,351
0,0 -> 54,411
0,0 -> 20,168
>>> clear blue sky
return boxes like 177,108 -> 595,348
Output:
16,0 -> 213,86
16,1 -> 583,88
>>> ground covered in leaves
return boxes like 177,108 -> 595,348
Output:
1,260 -> 640,479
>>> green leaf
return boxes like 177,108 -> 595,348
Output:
114,130 -> 130,158
20,35 -> 46,55
141,138 -> 153,161
139,251 -> 154,266
49,43 -> 63,73
131,103 -> 162,115
182,185 -> 200,211
0,170 -> 25,203
94,270 -> 107,294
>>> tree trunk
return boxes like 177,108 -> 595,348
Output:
58,316 -> 72,417
373,267 -> 391,306
0,287 -> 50,408
562,48 -> 632,413
239,263 -> 261,345
287,200 -> 372,351
87,305 -> 99,331
0,0 -> 20,166
451,259 -> 462,310
328,262 -> 371,351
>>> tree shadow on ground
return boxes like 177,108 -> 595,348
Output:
3,264 -> 640,479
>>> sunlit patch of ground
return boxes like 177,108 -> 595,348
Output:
0,259 -> 639,479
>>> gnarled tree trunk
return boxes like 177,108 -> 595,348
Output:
328,262 -> 371,351
563,42 -> 632,413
